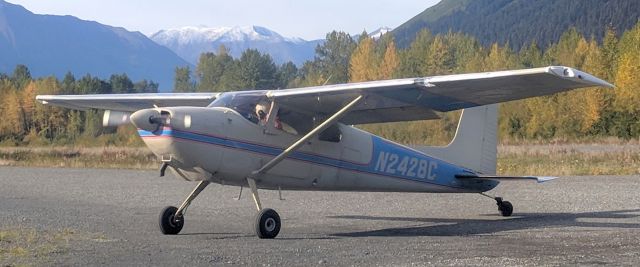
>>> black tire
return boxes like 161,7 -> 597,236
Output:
254,208 -> 281,239
159,206 -> 184,235
498,201 -> 513,217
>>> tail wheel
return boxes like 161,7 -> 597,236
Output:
498,201 -> 513,217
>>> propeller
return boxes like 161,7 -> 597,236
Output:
102,110 -> 131,127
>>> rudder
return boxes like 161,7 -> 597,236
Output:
413,104 -> 498,174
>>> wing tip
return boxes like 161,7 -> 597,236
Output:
35,95 -> 50,104
547,66 -> 615,88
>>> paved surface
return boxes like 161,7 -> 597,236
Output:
1,167 -> 639,266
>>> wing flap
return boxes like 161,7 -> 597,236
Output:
341,106 -> 440,125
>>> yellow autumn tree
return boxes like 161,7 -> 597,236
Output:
614,54 -> 640,113
613,23 -> 640,114
577,39 -> 608,132
484,43 -> 518,71
34,78 -> 66,140
553,36 -> 591,136
425,35 -> 452,74
21,81 -> 37,130
3,88 -> 24,136
349,37 -> 378,82
378,40 -> 399,79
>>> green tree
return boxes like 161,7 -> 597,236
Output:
77,74 -> 110,94
313,31 -> 356,84
235,49 -> 277,90
174,66 -> 195,92
133,80 -> 159,93
276,62 -> 298,89
519,41 -> 543,68
196,45 -> 234,92
398,29 -> 432,77
61,72 -> 77,94
110,73 -> 133,93
11,64 -> 31,89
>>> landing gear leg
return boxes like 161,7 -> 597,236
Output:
159,180 -> 210,235
247,178 -> 281,239
480,192 -> 513,217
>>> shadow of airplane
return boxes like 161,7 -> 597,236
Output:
329,209 -> 640,237
176,232 -> 255,240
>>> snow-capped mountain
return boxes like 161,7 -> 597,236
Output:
150,26 -> 322,66
353,27 -> 393,41
370,27 -> 392,39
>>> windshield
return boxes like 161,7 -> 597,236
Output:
208,92 -> 268,123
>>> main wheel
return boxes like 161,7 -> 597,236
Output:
159,206 -> 184,235
254,208 -> 281,239
498,201 -> 513,217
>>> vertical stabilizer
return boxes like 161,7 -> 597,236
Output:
414,104 -> 498,174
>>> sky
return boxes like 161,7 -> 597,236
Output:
6,0 -> 441,40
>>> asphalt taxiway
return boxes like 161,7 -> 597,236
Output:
1,167 -> 639,265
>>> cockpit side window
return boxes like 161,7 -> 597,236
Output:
319,124 -> 342,142
208,92 -> 341,140
208,92 -> 267,124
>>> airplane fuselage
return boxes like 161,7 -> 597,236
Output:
138,107 -> 498,193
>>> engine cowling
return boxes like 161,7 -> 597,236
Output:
130,108 -> 164,132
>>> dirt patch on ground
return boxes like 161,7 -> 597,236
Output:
0,159 -> 15,166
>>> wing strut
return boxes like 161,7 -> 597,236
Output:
246,95 -> 363,210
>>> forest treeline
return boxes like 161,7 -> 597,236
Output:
0,68 -> 158,146
1,22 -> 639,146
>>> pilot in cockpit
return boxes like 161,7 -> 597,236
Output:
255,101 -> 283,130
255,101 -> 269,125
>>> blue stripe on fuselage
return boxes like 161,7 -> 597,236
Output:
138,128 -> 471,189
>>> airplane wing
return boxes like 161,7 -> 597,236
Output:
36,92 -> 220,112
267,66 -> 614,124
35,66 -> 612,125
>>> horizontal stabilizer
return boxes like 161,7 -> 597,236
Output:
455,174 -> 557,183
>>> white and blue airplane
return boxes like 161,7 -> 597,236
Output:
37,66 -> 613,238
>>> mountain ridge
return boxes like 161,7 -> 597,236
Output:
0,0 -> 190,91
150,25 -> 322,66
393,0 -> 640,50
